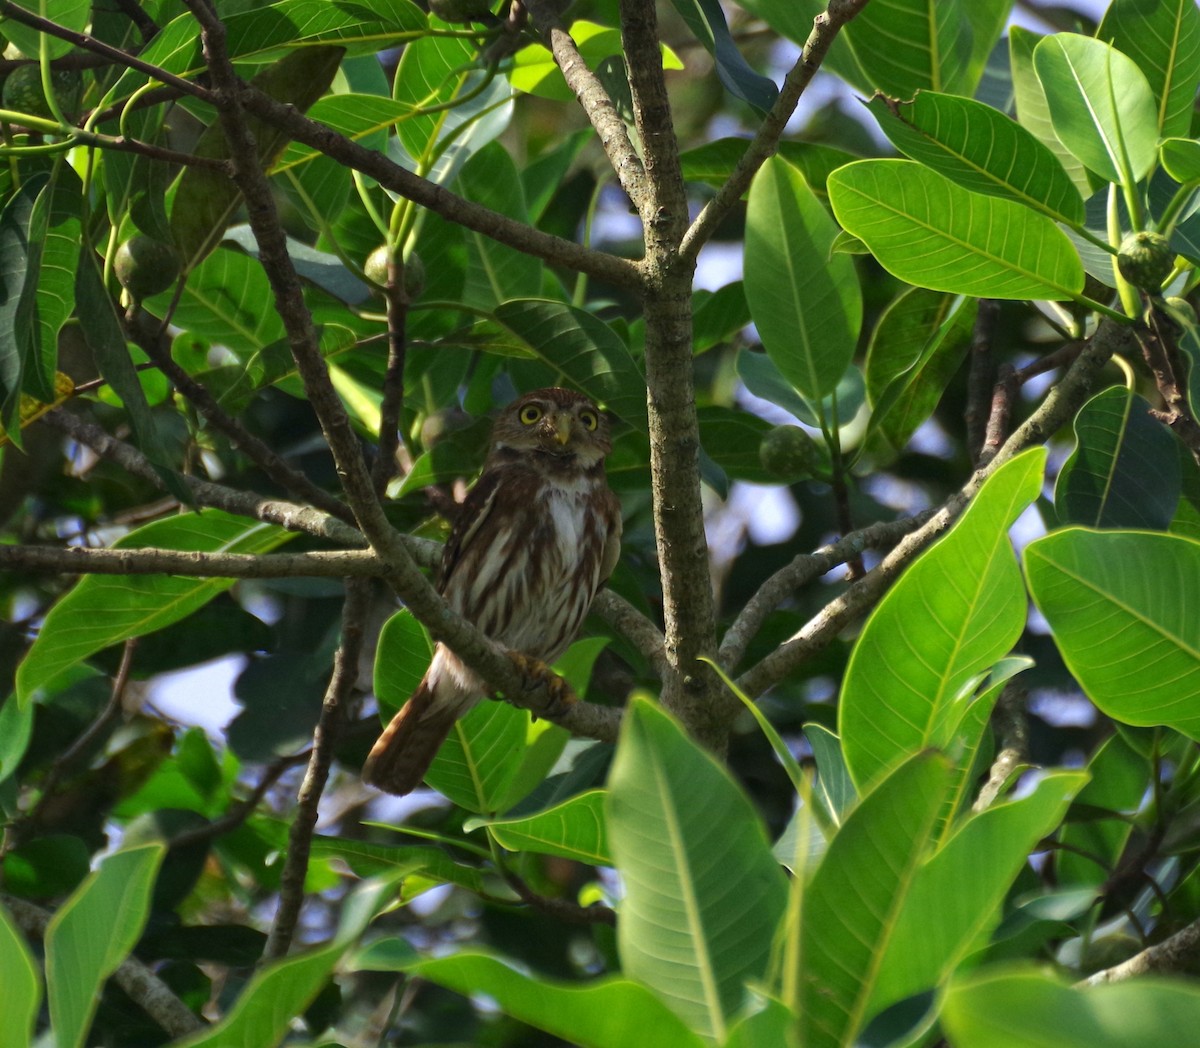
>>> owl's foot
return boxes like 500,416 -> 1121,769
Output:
506,652 -> 578,720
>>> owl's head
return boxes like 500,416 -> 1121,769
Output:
491,387 -> 612,467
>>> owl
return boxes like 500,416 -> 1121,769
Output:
363,387 -> 623,795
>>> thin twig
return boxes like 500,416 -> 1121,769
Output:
499,866 -> 617,927
679,0 -> 872,264
0,892 -> 204,1037
966,299 -> 1000,464
264,578 -> 369,959
972,682 -> 1029,812
0,545 -> 396,577
1084,916 -> 1200,984
1137,305 -> 1200,467
370,259 -> 410,496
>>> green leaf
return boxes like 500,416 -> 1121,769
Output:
680,139 -> 854,198
866,92 -> 1085,226
425,701 -> 529,814
840,448 -> 1046,790
494,300 -> 648,431
309,836 -> 489,897
944,967 -> 1200,1048
798,753 -> 950,1048
1009,27 -> 1094,199
666,0 -> 778,113
456,143 -> 542,307
0,902 -> 38,1048
1033,34 -> 1159,184
0,175 -> 47,429
606,697 -> 788,1043
480,790 -> 610,864
368,950 -> 707,1048
373,609 -> 433,718
1025,528 -> 1200,738
807,723 -> 856,828
1054,386 -> 1181,529
16,511 -> 292,705
1161,138 -> 1200,184
745,156 -> 861,402
0,692 -> 33,786
45,844 -> 166,1048
31,168 -> 81,388
868,772 -> 1086,1019
828,159 -> 1085,301
144,247 -> 286,352
3,0 -> 89,59
1098,0 -> 1200,139
864,287 -> 977,460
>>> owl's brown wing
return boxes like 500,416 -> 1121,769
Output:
436,467 -> 505,593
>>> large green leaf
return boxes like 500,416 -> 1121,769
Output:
1033,34 -> 1159,184
0,176 -> 46,429
144,248 -> 287,353
3,0 -> 90,59
425,701 -> 529,814
606,697 -> 788,1044
840,449 -> 1046,790
868,771 -> 1085,1019
0,692 -> 33,786
31,168 -> 81,388
828,160 -> 1084,301
944,967 -> 1200,1047
1010,27 -> 1094,198
1098,0 -> 1200,139
16,511 -> 292,705
866,92 -> 1085,226
0,902 -> 38,1048
864,287 -> 977,460
373,608 -> 433,718
359,948 -> 707,1048
1025,529 -> 1200,738
798,753 -> 950,1048
745,156 -> 861,403
479,790 -> 610,864
1054,386 -> 1181,530
45,844 -> 165,1048
494,300 -> 648,431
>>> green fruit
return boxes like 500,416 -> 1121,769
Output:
428,0 -> 494,23
114,236 -> 181,301
1,65 -> 81,121
364,245 -> 425,300
1117,231 -> 1174,291
758,425 -> 818,479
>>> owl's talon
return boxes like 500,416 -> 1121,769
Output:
508,652 -> 577,719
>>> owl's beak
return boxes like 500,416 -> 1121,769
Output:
552,414 -> 572,446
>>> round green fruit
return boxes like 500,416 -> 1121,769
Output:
1117,231 -> 1174,291
1,65 -> 81,121
364,245 -> 425,299
114,236 -> 182,301
758,424 -> 818,479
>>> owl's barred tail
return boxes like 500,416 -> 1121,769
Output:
362,681 -> 459,795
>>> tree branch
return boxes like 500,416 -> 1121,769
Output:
1085,916 -> 1200,984
737,318 -> 1133,698
233,84 -> 644,291
718,513 -> 929,671
523,0 -> 647,210
264,578 -> 369,959
0,893 -> 204,1038
679,0 -> 871,265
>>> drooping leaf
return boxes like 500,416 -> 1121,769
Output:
1033,34 -> 1159,185
45,844 -> 166,1048
1054,386 -> 1182,529
666,0 -> 778,113
360,949 -> 707,1048
1025,528 -> 1200,738
477,790 -> 610,864
607,697 -> 788,1043
0,175 -> 47,429
746,156 -> 861,403
0,902 -> 38,1048
828,159 -> 1085,301
840,449 -> 1046,790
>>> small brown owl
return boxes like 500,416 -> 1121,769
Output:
363,387 -> 622,795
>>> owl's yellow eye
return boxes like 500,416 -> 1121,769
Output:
519,405 -> 543,425
578,409 -> 599,431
